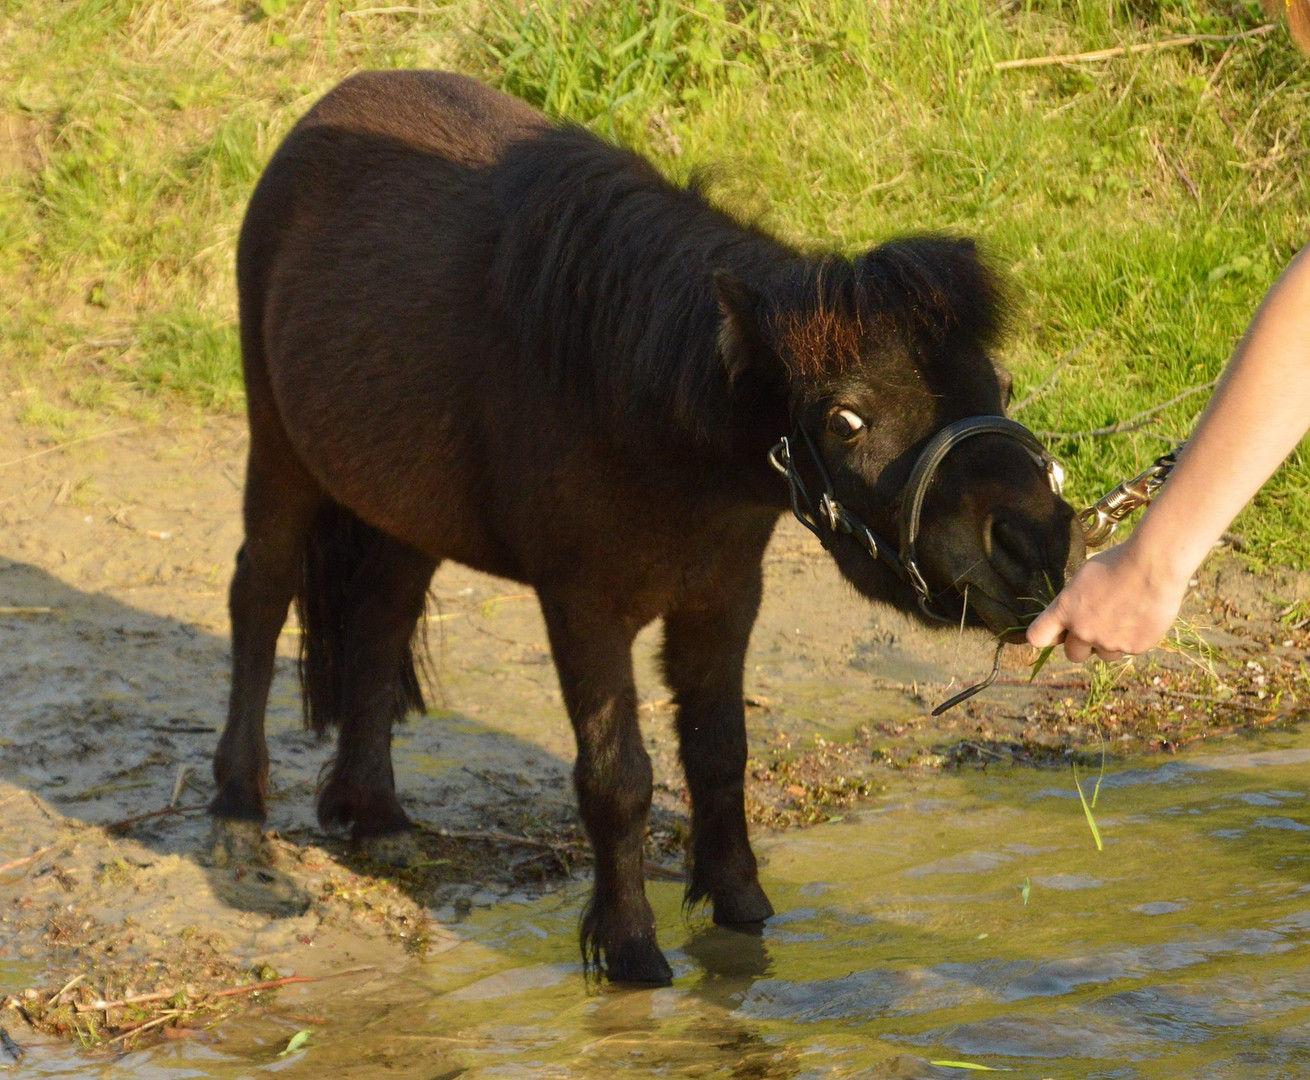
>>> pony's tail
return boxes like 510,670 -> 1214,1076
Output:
295,501 -> 426,737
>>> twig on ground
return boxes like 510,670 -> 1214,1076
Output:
1150,135 -> 1202,204
81,337 -> 136,349
427,827 -> 567,850
0,845 -> 55,874
101,1011 -> 183,1046
80,988 -> 178,1012
47,975 -> 84,1006
169,765 -> 190,809
1156,686 -> 1297,714
210,976 -> 315,998
0,427 -> 140,470
146,723 -> 217,734
1039,416 -> 1159,439
420,824 -> 587,878
959,740 -> 1008,760
1010,333 -> 1098,415
101,803 -> 208,833
1170,710 -> 1293,746
1171,152 -> 1201,204
1037,377 -> 1218,440
460,767 -> 521,801
0,607 -> 55,616
81,967 -> 376,1014
339,4 -> 423,15
995,24 -> 1277,70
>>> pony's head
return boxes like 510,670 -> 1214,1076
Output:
719,236 -> 1084,638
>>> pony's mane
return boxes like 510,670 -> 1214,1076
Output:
489,126 -> 1003,440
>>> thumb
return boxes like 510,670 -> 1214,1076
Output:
1026,599 -> 1067,649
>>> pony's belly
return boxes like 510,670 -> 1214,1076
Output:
273,408 -> 525,581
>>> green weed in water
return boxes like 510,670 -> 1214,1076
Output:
1073,764 -> 1104,852
1072,726 -> 1109,851
277,1029 -> 313,1057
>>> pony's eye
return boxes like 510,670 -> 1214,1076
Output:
827,408 -> 866,439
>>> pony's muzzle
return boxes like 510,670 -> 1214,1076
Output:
968,506 -> 1085,638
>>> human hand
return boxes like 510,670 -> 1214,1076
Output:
1026,539 -> 1191,663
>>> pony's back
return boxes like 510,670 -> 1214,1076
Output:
235,70 -> 548,394
289,70 -> 548,162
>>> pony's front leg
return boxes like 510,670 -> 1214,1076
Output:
540,591 -> 671,986
662,573 -> 774,926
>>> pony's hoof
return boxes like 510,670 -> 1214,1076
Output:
318,776 -> 412,839
210,817 -> 270,868
712,882 -> 774,926
355,829 -> 421,868
604,937 -> 674,986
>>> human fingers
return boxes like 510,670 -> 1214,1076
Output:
1094,648 -> 1127,662
1026,602 -> 1067,649
1063,633 -> 1093,664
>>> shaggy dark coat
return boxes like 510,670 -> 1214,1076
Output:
211,70 -> 1081,985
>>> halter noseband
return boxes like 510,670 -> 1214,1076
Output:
767,415 -> 1064,622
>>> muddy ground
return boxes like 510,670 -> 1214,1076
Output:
0,400 -> 1307,1052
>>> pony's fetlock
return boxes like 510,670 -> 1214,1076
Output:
581,894 -> 672,986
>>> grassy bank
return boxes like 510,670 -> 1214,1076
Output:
1,0 -> 1307,563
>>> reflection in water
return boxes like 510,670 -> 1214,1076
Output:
11,733 -> 1310,1078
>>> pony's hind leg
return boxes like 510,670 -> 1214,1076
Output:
211,441 -> 323,862
539,590 -> 672,986
662,571 -> 774,927
315,532 -> 436,855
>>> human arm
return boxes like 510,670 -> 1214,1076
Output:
1028,243 -> 1310,662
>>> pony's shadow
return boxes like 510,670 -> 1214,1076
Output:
0,555 -> 791,1024
0,556 -> 668,926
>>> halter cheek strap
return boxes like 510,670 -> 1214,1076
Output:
768,415 -> 1064,622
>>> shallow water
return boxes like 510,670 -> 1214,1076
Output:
12,732 -> 1310,1079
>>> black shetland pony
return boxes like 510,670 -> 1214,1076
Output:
212,71 -> 1083,985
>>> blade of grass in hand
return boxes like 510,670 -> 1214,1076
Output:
1028,644 -> 1056,681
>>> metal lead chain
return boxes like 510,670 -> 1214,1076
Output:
1079,452 -> 1177,548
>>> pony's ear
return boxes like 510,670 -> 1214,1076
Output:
714,270 -> 772,383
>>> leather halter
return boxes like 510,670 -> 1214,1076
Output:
768,415 -> 1064,621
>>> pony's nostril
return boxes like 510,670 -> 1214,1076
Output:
985,512 -> 1041,587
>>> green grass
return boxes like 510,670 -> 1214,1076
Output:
1,0 -> 1307,562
